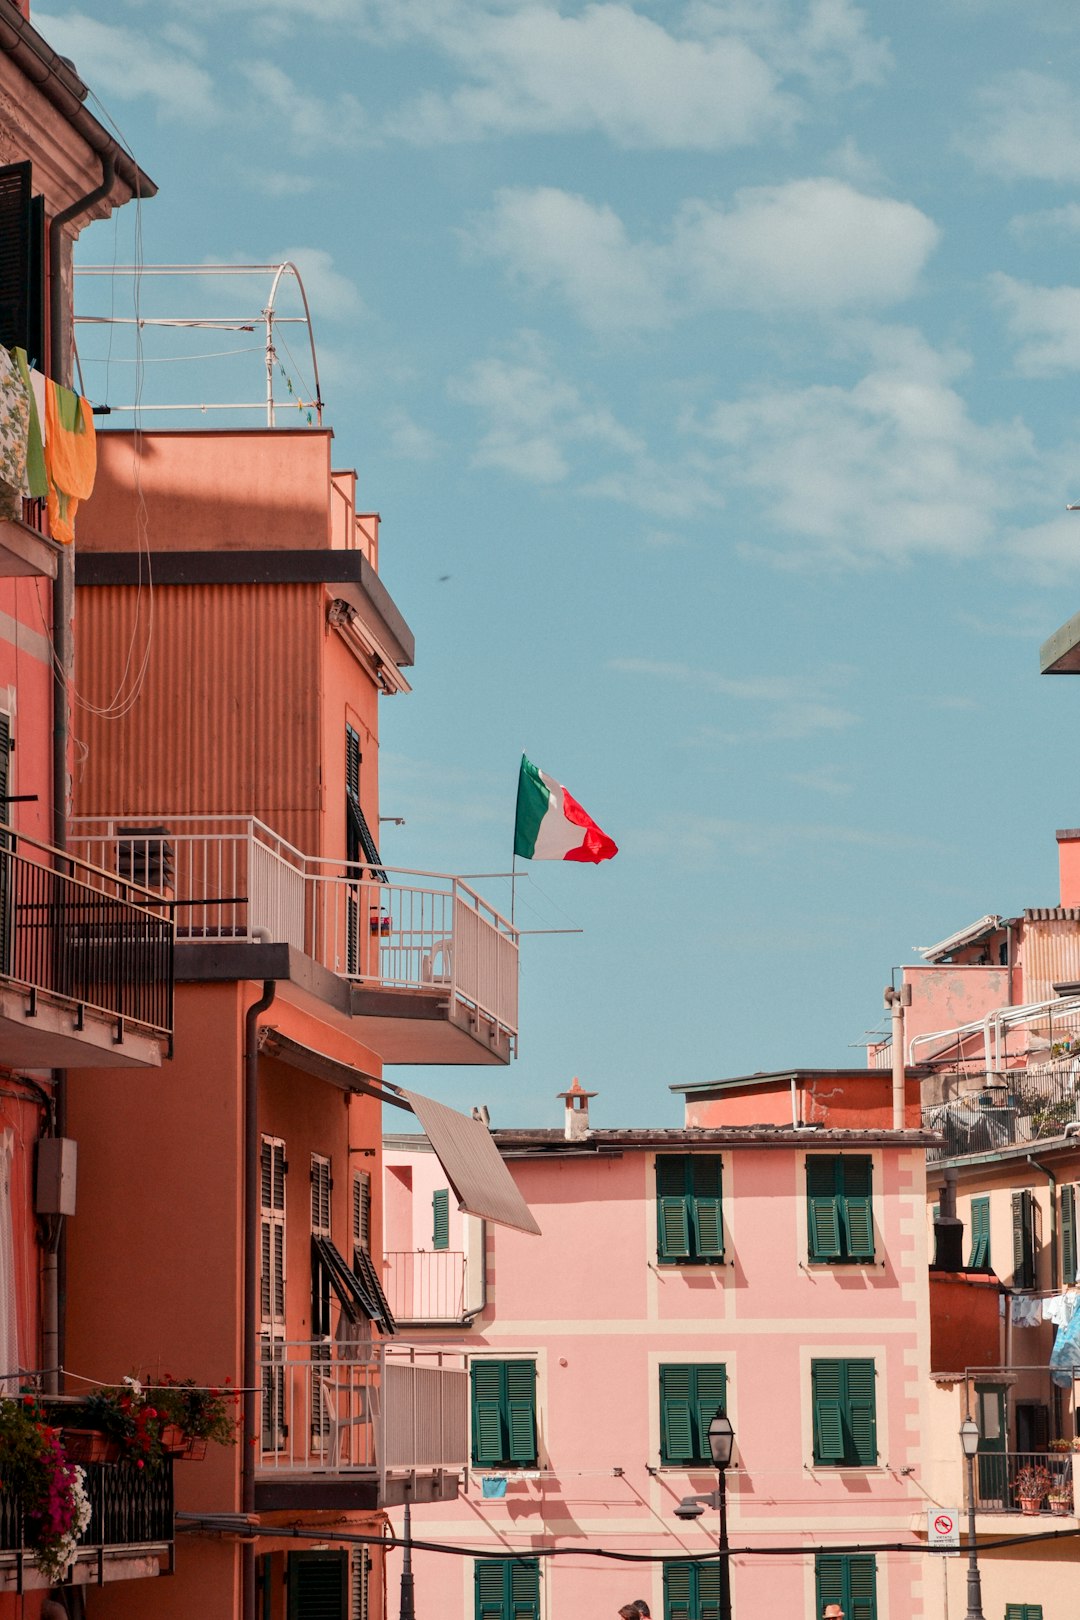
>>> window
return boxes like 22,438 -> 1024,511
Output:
815,1553 -> 877,1620
655,1156 -> 723,1264
969,1196 -> 991,1271
659,1364 -> 727,1466
811,1359 -> 877,1467
259,1137 -> 287,1451
471,1360 -> 537,1467
1005,1607 -> 1044,1620
0,163 -> 45,368
1012,1190 -> 1036,1289
474,1558 -> 540,1620
1061,1185 -> 1076,1287
806,1156 -> 874,1263
663,1560 -> 722,1620
432,1188 -> 449,1250
287,1551 -> 348,1619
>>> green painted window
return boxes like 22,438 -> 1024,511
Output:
811,1359 -> 877,1467
815,1554 -> 877,1620
969,1197 -> 991,1271
1012,1190 -> 1036,1289
663,1559 -> 722,1620
287,1551 -> 348,1619
659,1364 -> 728,1465
1061,1186 -> 1076,1287
1004,1607 -> 1044,1620
432,1188 -> 449,1251
806,1156 -> 874,1263
471,1360 -> 537,1467
474,1558 -> 540,1620
656,1156 -> 724,1264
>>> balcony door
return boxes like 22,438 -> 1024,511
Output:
975,1381 -> 1008,1505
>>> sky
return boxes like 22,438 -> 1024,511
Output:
36,0 -> 1080,1127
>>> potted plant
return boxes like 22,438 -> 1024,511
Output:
0,1395 -> 91,1580
82,1381 -> 164,1472
150,1376 -> 240,1460
1014,1464 -> 1052,1514
1048,1486 -> 1073,1516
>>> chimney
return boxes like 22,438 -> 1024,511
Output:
1057,829 -> 1080,907
557,1078 -> 596,1142
931,1165 -> 964,1272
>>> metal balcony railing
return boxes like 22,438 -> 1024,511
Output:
0,1458 -> 173,1586
971,1450 -> 1076,1513
922,1060 -> 1080,1160
258,1340 -> 468,1494
0,827 -> 174,1038
70,816 -> 518,1045
383,1252 -> 466,1322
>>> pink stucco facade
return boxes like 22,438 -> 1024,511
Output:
385,1108 -> 934,1620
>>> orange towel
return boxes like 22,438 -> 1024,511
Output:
44,382 -> 96,545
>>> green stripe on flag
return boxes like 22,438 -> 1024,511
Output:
514,755 -> 550,858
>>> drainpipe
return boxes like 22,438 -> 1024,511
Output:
1028,1155 -> 1058,1291
242,935 -> 276,1620
884,983 -> 911,1129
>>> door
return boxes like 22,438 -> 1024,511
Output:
975,1382 -> 1008,1506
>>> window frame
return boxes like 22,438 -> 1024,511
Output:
470,1358 -> 538,1469
655,1154 -> 724,1265
811,1358 -> 877,1468
806,1155 -> 875,1264
287,1550 -> 349,1620
658,1363 -> 728,1467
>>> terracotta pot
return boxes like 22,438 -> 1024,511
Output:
1019,1495 -> 1043,1516
181,1437 -> 209,1462
1049,1497 -> 1071,1516
62,1428 -> 121,1465
158,1423 -> 187,1456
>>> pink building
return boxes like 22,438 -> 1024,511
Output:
384,1080 -> 935,1620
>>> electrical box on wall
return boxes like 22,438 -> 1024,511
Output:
35,1137 -> 76,1217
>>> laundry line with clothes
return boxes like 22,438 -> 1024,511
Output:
0,343 -> 97,544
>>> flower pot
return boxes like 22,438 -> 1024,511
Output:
181,1437 -> 209,1462
158,1423 -> 187,1456
62,1428 -> 121,1465
1019,1495 -> 1044,1516
1050,1497 -> 1072,1516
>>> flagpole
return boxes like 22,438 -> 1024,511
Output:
511,851 -> 517,927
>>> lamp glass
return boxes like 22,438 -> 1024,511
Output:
707,1409 -> 735,1468
960,1418 -> 980,1458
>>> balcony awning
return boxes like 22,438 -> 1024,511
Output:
257,1027 -> 540,1236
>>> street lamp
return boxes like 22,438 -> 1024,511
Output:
960,1417 -> 985,1620
673,1412 -> 735,1620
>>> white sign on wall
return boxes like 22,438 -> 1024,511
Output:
928,1508 -> 960,1551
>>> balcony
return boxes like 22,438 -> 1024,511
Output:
0,827 -> 173,1069
972,1450 -> 1078,1517
922,1059 -> 1080,1161
256,1341 -> 467,1510
383,1252 -> 467,1324
70,816 -> 518,1064
0,1458 -> 173,1592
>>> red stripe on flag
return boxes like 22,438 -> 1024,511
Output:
560,787 -> 618,864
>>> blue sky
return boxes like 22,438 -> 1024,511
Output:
39,0 -> 1080,1125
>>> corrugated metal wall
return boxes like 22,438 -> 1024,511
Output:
1021,918 -> 1080,1004
73,582 -> 324,853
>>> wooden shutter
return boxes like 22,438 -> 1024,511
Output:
471,1362 -> 505,1466
433,1188 -> 450,1250
505,1360 -> 537,1464
694,1365 -> 728,1460
846,1555 -> 878,1620
659,1365 -> 696,1465
690,1157 -> 724,1260
0,163 -> 44,360
663,1561 -> 695,1620
696,1562 -> 722,1620
1012,1191 -> 1035,1288
1061,1186 -> 1077,1287
287,1551 -> 349,1620
352,1170 -> 371,1256
1004,1608 -> 1042,1620
807,1157 -> 843,1261
656,1157 -> 691,1260
812,1360 -> 847,1463
311,1155 -> 332,1236
475,1560 -> 506,1620
969,1197 -> 991,1271
507,1559 -> 540,1620
351,1548 -> 369,1620
840,1157 -> 874,1261
815,1555 -> 846,1613
847,1360 -> 877,1466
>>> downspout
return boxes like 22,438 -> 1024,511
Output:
46,153 -> 116,1403
1028,1155 -> 1059,1291
242,936 -> 277,1620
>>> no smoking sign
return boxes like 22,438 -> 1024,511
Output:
928,1509 -> 960,1551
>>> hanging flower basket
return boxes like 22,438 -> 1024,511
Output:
180,1436 -> 209,1462
61,1428 -> 122,1466
157,1423 -> 188,1457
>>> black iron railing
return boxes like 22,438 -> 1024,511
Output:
0,832 -> 173,1037
972,1449 -> 1075,1513
0,1457 -> 173,1558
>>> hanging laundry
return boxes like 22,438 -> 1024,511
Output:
1011,1295 -> 1043,1327
0,346 -> 30,520
13,351 -> 46,500
1051,1304 -> 1080,1387
481,1475 -> 508,1499
1043,1293 -> 1079,1327
43,380 -> 96,545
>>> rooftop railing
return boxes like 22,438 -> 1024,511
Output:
922,1059 -> 1080,1160
0,826 -> 174,1039
383,1252 -> 466,1323
70,816 -> 518,1045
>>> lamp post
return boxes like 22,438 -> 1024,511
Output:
707,1410 -> 734,1620
398,1493 -> 415,1620
960,1417 -> 985,1620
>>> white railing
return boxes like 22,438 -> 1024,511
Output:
69,815 -> 518,1042
383,1252 -> 466,1321
257,1340 -> 468,1489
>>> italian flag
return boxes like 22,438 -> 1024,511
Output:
514,755 -> 618,864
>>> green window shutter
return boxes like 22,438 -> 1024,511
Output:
807,1157 -> 843,1261
690,1157 -> 724,1260
475,1560 -> 508,1620
471,1362 -> 505,1466
1061,1186 -> 1077,1287
847,1360 -> 878,1467
287,1551 -> 348,1620
659,1365 -> 696,1465
840,1157 -> 875,1261
432,1188 -> 449,1251
505,1361 -> 537,1465
696,1563 -> 722,1620
815,1555 -> 846,1612
694,1365 -> 728,1461
657,1157 -> 691,1261
969,1197 -> 991,1271
816,1554 -> 877,1620
663,1561 -> 695,1620
507,1559 -> 540,1620
1005,1608 -> 1043,1620
1012,1191 -> 1035,1289
812,1361 -> 846,1463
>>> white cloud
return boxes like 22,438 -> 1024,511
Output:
35,11 -> 218,122
1009,202 -> 1080,238
684,324 -> 1040,567
609,657 -> 857,738
471,179 -> 938,330
965,71 -> 1080,181
1003,515 -> 1080,588
385,409 -> 444,461
239,61 -> 367,148
789,764 -> 853,795
627,811 -> 926,867
992,274 -> 1080,375
449,333 -> 642,483
278,248 -> 364,322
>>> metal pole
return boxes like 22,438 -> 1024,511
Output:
717,1467 -> 731,1620
399,1496 -> 415,1620
964,1449 -> 985,1620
